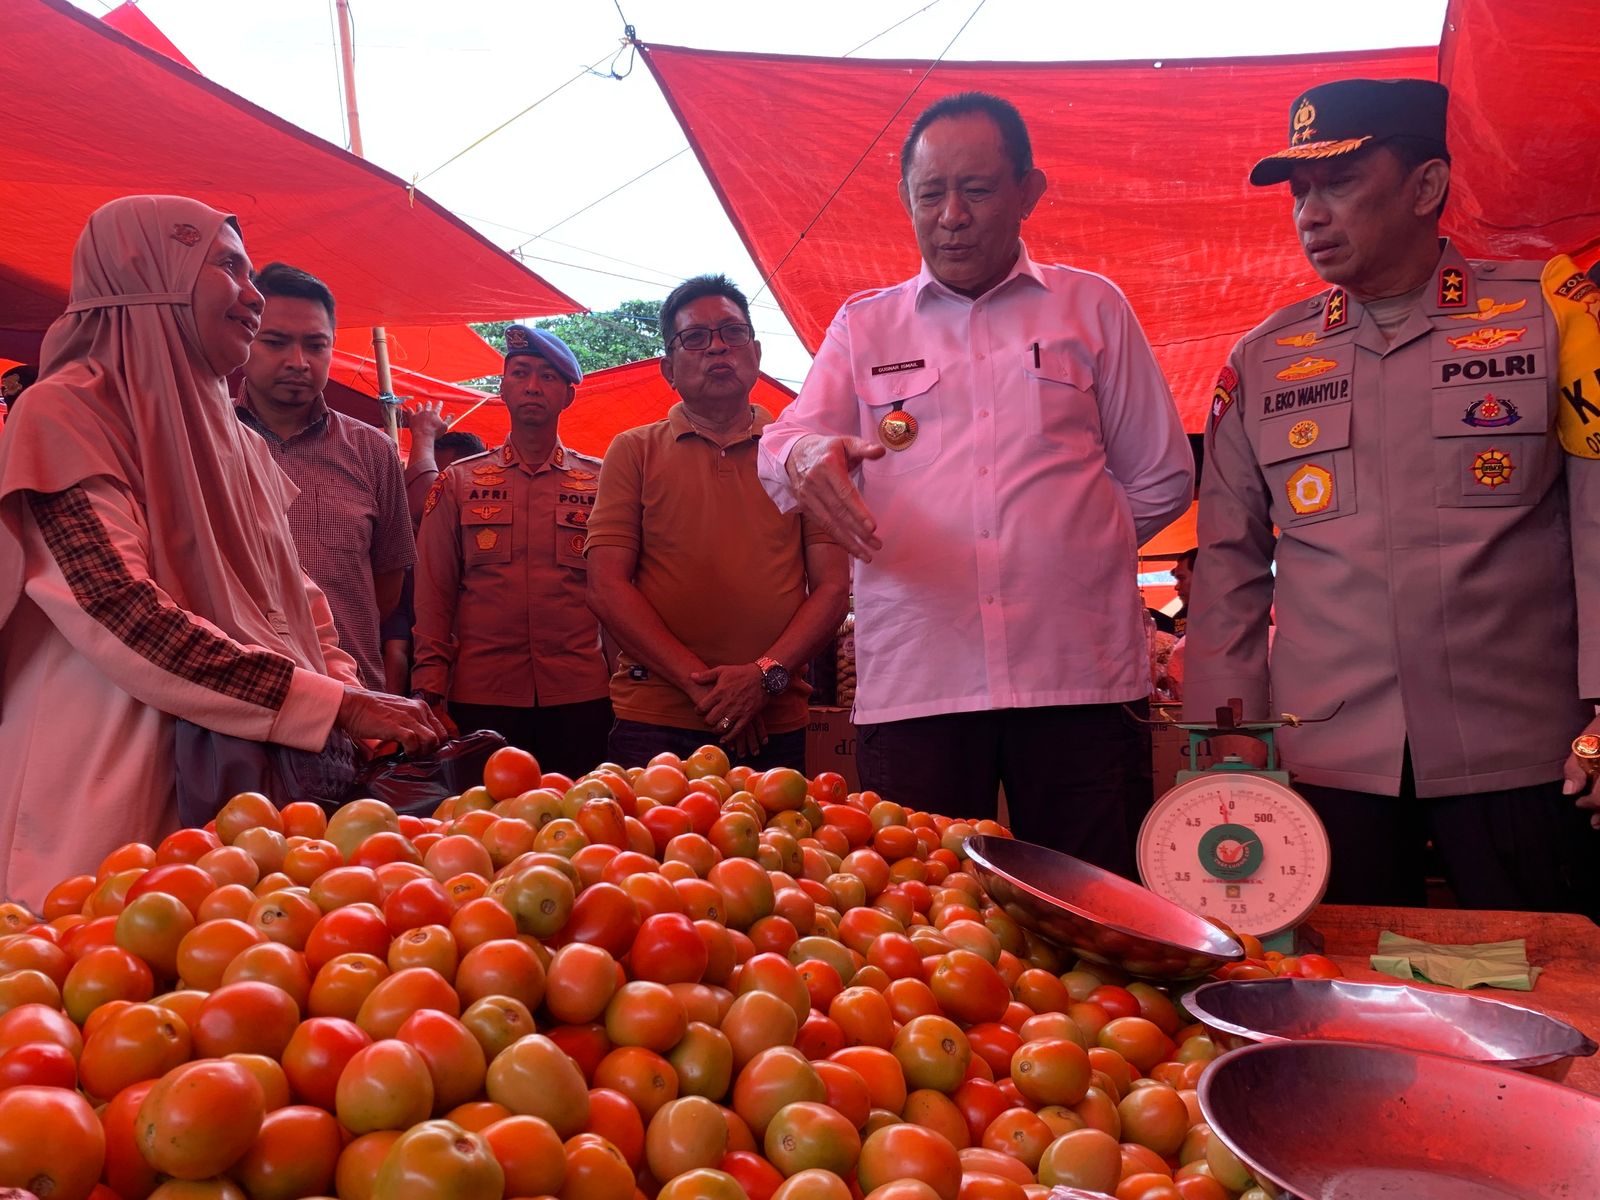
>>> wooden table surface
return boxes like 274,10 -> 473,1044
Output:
1308,903 -> 1600,1093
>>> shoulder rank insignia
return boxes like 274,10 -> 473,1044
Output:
1450,297 -> 1528,322
1275,331 -> 1320,349
1323,289 -> 1348,331
1438,267 -> 1466,307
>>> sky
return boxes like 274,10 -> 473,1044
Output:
68,0 -> 1449,388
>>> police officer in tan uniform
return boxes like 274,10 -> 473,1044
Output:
1185,79 -> 1600,912
411,326 -> 611,776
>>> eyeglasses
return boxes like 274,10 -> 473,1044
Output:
668,322 -> 755,352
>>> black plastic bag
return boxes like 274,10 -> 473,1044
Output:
340,729 -> 509,817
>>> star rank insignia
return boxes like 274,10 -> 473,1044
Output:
1323,289 -> 1348,331
1438,267 -> 1466,307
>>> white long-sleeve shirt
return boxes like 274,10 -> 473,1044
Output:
759,247 -> 1193,724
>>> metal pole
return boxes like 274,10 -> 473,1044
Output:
335,0 -> 400,442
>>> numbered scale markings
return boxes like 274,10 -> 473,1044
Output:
1137,772 -> 1331,938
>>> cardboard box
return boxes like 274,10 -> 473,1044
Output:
805,706 -> 859,791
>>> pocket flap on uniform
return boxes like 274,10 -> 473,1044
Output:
1431,380 -> 1549,437
1257,403 -> 1352,466
860,364 -> 940,407
1023,344 -> 1095,390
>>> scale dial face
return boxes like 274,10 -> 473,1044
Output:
1137,773 -> 1331,938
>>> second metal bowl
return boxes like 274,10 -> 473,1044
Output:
1200,1039 -> 1600,1200
963,835 -> 1243,981
1186,976 -> 1597,1079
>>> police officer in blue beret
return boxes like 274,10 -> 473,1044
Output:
410,326 -> 613,776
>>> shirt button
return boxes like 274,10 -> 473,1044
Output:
979,409 -> 990,418
980,530 -> 990,538
976,352 -> 986,361
978,466 -> 989,476
985,595 -> 996,604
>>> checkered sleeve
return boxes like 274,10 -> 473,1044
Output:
27,486 -> 296,710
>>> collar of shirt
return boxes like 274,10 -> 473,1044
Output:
912,240 -> 1049,311
234,382 -> 330,447
667,400 -> 771,447
499,439 -> 572,476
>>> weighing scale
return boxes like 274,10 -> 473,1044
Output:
1135,701 -> 1336,953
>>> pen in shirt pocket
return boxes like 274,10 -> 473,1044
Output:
1030,341 -> 1041,368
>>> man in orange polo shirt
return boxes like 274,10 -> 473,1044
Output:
586,275 -> 850,769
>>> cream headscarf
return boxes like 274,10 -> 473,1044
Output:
0,195 -> 330,676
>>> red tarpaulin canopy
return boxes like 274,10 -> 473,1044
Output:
100,0 -> 196,71
642,0 -> 1600,431
0,0 -> 580,358
333,325 -> 503,387
330,355 -> 798,462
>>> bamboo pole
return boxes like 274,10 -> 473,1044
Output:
335,0 -> 400,443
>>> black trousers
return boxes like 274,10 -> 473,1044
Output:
448,698 -> 613,781
856,702 -> 1152,879
1297,748 -> 1600,916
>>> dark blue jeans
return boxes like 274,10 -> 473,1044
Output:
608,719 -> 807,772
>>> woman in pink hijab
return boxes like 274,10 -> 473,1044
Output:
0,195 -> 445,909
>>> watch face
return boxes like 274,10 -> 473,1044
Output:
763,665 -> 791,694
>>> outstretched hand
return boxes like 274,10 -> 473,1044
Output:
787,434 -> 886,561
403,399 -> 449,446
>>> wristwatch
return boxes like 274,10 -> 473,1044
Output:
756,656 -> 791,695
411,689 -> 443,706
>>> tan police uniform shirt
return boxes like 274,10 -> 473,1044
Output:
412,441 -> 610,707
1184,243 -> 1600,797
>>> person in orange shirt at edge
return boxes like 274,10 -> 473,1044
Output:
410,326 -> 612,777
585,275 -> 850,770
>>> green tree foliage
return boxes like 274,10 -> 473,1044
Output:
466,300 -> 663,388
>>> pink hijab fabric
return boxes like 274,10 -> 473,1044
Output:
0,195 -> 328,676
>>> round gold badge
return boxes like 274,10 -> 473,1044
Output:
878,407 -> 918,451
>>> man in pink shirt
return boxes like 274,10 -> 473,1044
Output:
758,92 -> 1193,875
